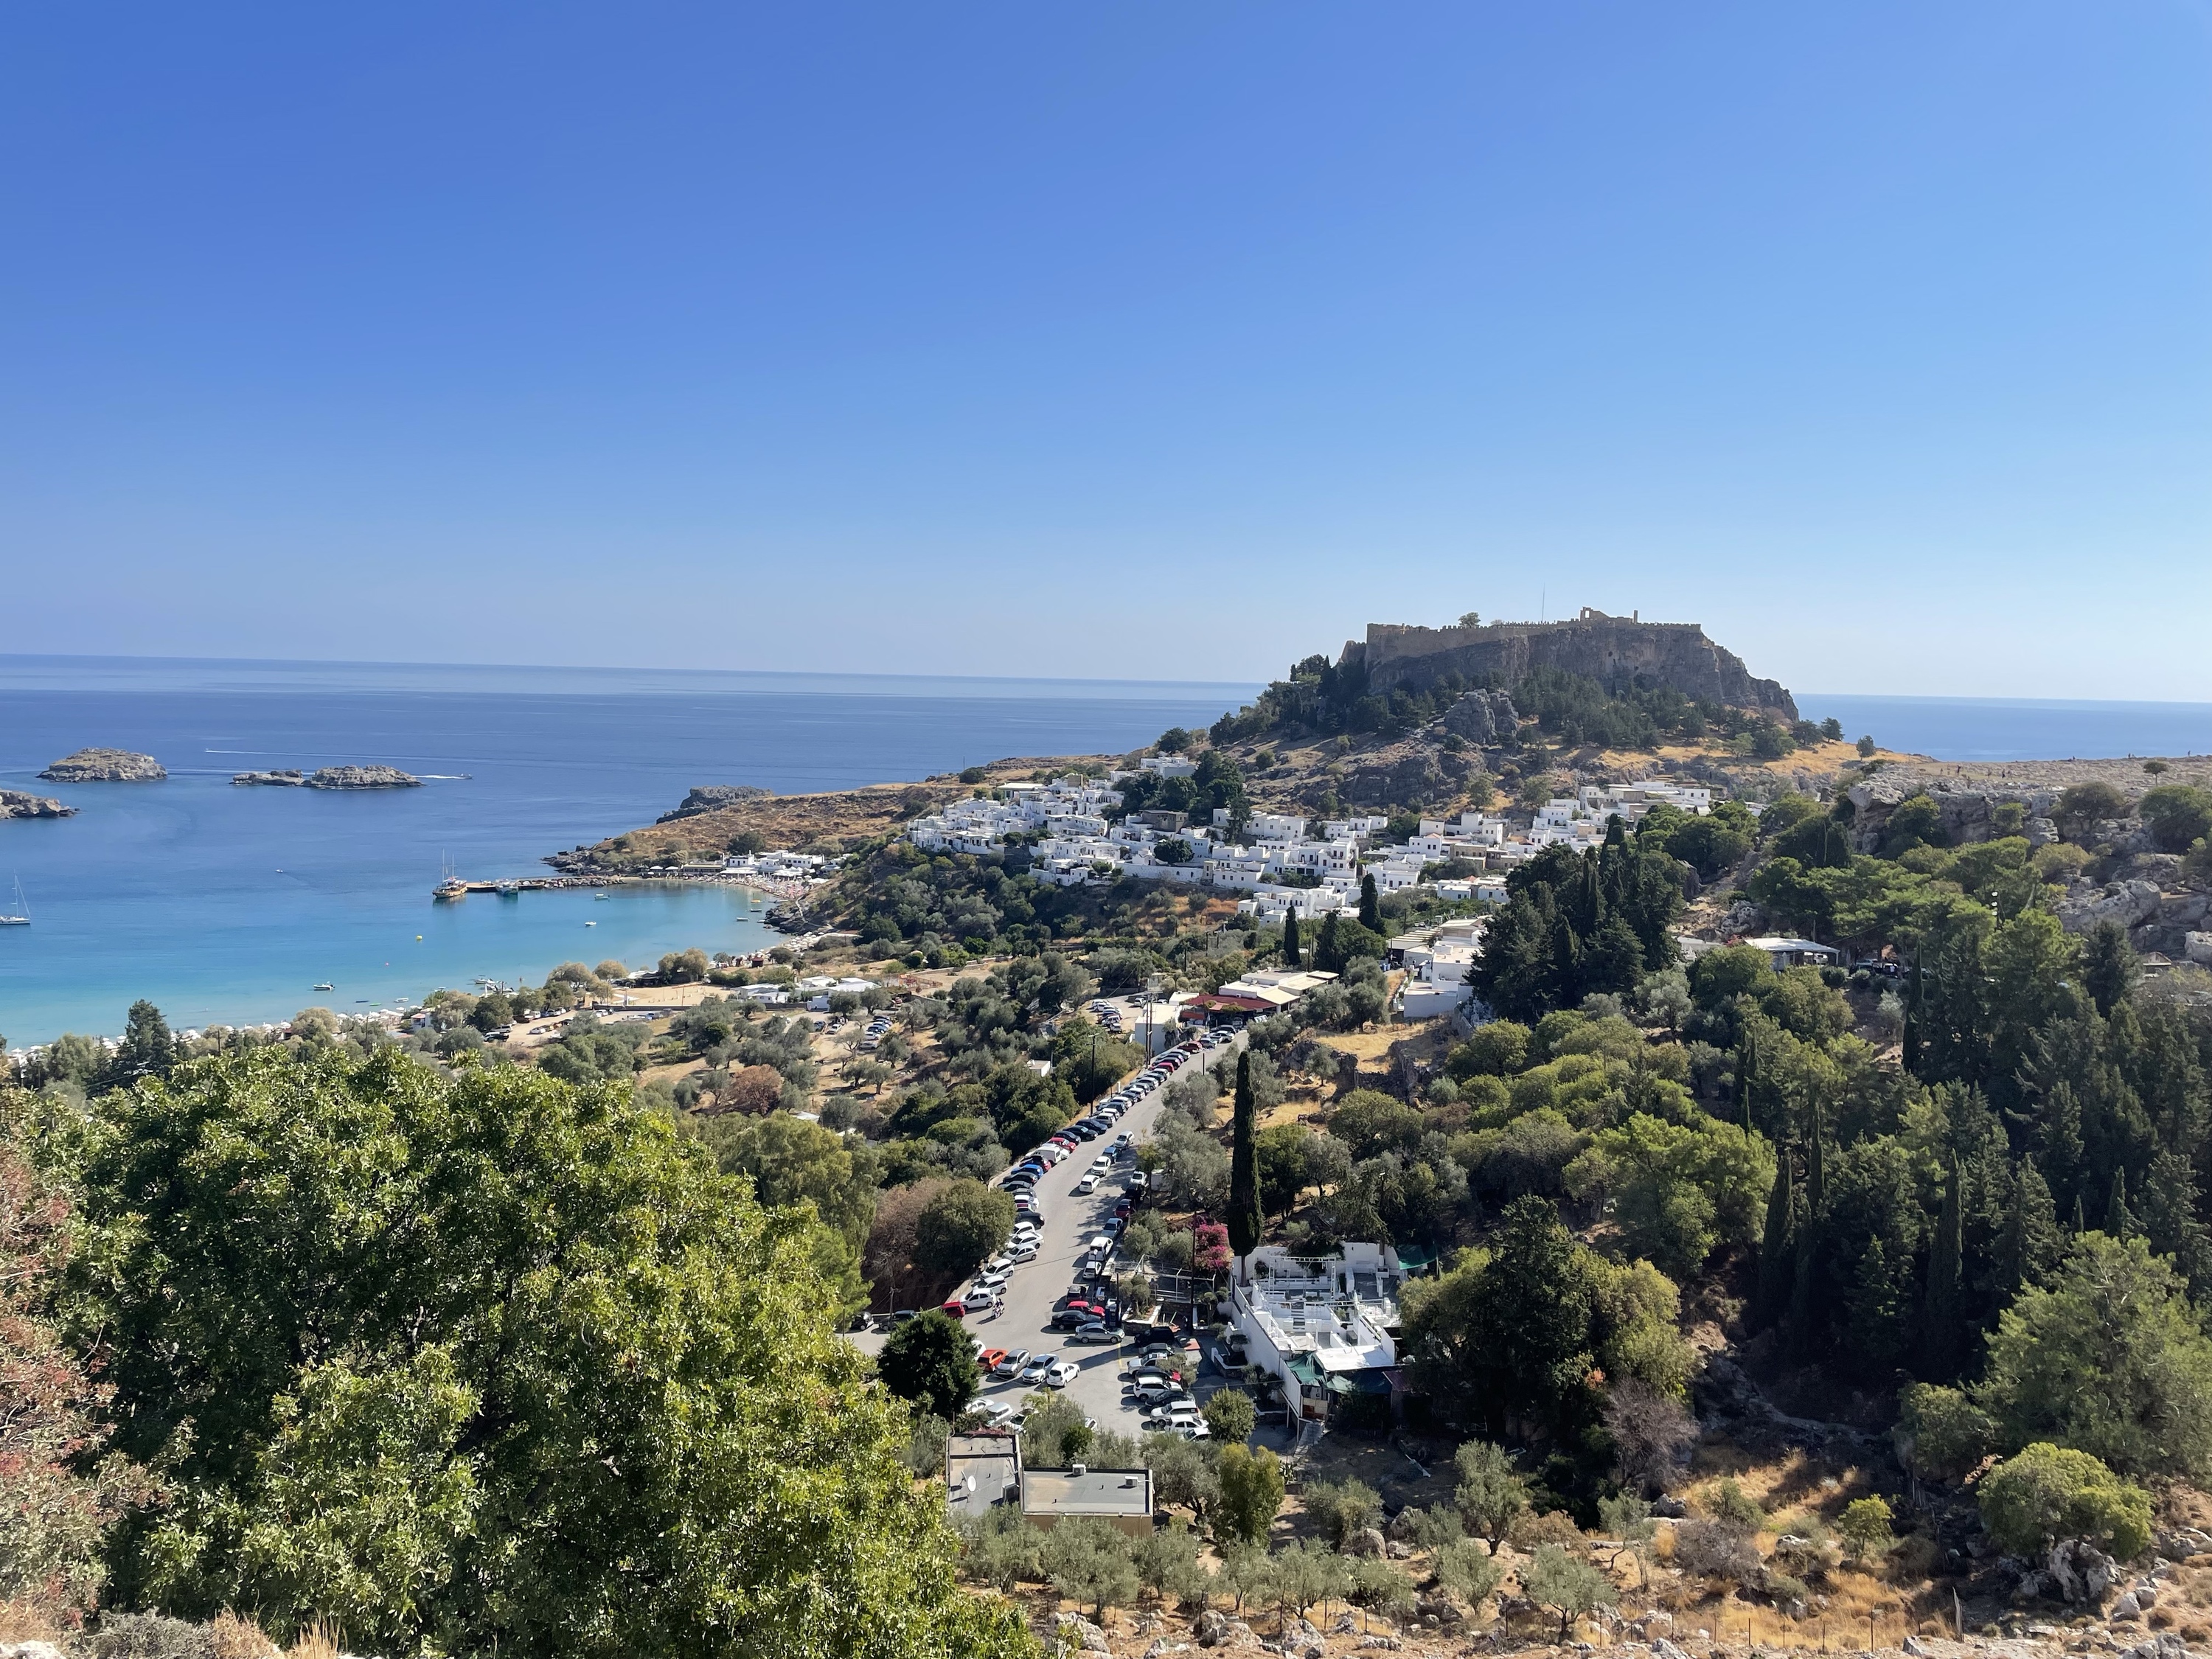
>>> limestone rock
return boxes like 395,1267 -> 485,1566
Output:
0,788 -> 74,819
1054,1612 -> 1113,1654
2112,1593 -> 2142,1619
1902,1638 -> 1929,1657
2157,1528 -> 2212,1559
307,765 -> 424,790
2184,933 -> 2212,967
1440,689 -> 1521,745
232,769 -> 307,786
1346,1524 -> 1388,1559
2046,1537 -> 2121,1603
2118,1634 -> 2191,1659
39,746 -> 166,782
1653,1638 -> 1694,1659
1194,1610 -> 1255,1649
1345,751 -> 1443,807
0,1644 -> 69,1659
2056,881 -> 2163,936
660,784 -> 774,822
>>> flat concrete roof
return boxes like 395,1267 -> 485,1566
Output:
1020,1467 -> 1152,1519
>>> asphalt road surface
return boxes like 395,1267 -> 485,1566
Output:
855,1032 -> 1245,1436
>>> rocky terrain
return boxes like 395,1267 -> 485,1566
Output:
232,769 -> 307,786
1351,611 -> 1797,719
305,765 -> 423,789
550,776 -> 973,869
0,788 -> 75,820
38,747 -> 165,782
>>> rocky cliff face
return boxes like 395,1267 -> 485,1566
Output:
0,788 -> 75,819
39,747 -> 167,782
1344,610 -> 1796,717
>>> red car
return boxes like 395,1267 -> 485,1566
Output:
939,1300 -> 967,1319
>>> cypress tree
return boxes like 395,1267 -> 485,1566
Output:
2038,1082 -> 2085,1215
1757,1143 -> 1796,1326
1921,1157 -> 1965,1379
2071,1192 -> 2087,1235
1734,1026 -> 1759,1137
1228,1051 -> 1262,1279
1282,908 -> 1302,968
1901,956 -> 1924,1078
1357,873 -> 1380,933
2105,1168 -> 2133,1239
1787,1102 -> 1829,1354
1316,910 -> 1341,974
2005,1155 -> 2061,1294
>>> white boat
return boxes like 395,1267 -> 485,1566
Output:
0,876 -> 28,926
312,982 -> 335,992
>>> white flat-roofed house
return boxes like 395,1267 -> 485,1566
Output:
1228,1244 -> 1405,1432
1743,936 -> 1841,970
1322,815 -> 1391,841
1139,755 -> 1198,779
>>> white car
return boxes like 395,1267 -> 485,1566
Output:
1075,1177 -> 1098,1194
1009,1242 -> 1037,1263
1046,1361 -> 1080,1387
978,1399 -> 1020,1426
978,1270 -> 1009,1291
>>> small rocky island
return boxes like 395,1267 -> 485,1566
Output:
40,747 -> 167,782
234,765 -> 423,789
310,765 -> 423,790
0,788 -> 76,820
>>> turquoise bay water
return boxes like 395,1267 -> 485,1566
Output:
0,657 -> 1254,1046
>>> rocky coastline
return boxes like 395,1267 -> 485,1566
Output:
0,788 -> 76,820
39,747 -> 167,782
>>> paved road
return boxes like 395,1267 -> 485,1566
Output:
853,1033 -> 1246,1439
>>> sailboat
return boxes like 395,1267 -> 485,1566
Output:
433,855 -> 467,902
0,876 -> 28,926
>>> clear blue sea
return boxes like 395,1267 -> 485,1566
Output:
6,661 -> 2208,1049
1794,695 -> 2212,764
0,657 -> 1255,1047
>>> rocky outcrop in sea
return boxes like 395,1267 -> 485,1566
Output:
39,747 -> 167,782
306,765 -> 422,790
0,789 -> 76,819
232,770 -> 307,786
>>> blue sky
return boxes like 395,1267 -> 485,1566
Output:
3,4 -> 2207,698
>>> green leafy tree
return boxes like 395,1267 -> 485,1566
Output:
2139,785 -> 2212,853
1303,1477 -> 1382,1548
880,1310 -> 982,1422
913,1178 -> 1016,1282
1894,1385 -> 1995,1483
2056,782 -> 2127,842
63,1046 -> 1029,1658
1522,1543 -> 1616,1642
1978,1444 -> 2152,1561
1043,1515 -> 1139,1618
1837,1495 -> 1895,1564
1215,1442 -> 1286,1545
1133,1520 -> 1209,1610
1451,1440 -> 1526,1554
1228,1054 -> 1263,1274
111,999 -> 178,1085
1433,1537 -> 1505,1610
1974,1232 -> 2212,1478
1202,1389 -> 1256,1446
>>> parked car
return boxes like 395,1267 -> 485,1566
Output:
1020,1352 -> 1055,1382
1067,1322 -> 1116,1344
978,1347 -> 1008,1372
993,1349 -> 1029,1378
1075,1177 -> 1097,1194
1046,1361 -> 1080,1387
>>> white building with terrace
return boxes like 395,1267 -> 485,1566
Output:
1226,1243 -> 1407,1433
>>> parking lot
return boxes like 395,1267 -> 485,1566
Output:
853,1028 -> 1247,1440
